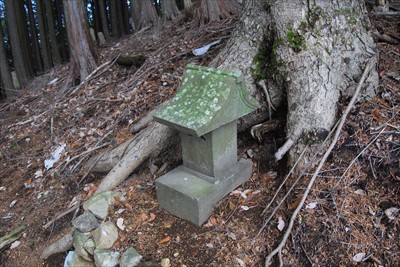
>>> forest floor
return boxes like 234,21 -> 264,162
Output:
0,9 -> 399,267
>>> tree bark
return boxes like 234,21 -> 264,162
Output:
27,0 -> 43,74
44,0 -> 63,65
195,0 -> 241,25
36,0 -> 52,70
121,0 -> 130,34
110,0 -> 120,38
63,0 -> 97,81
54,0 -> 69,62
0,16 -> 14,96
161,0 -> 181,21
131,0 -> 159,31
4,0 -> 32,85
269,0 -> 378,166
98,0 -> 111,41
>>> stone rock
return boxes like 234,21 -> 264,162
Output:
64,251 -> 95,267
84,198 -> 109,219
93,249 -> 120,267
120,247 -> 142,267
84,238 -> 95,255
92,221 -> 118,249
98,32 -> 106,47
73,230 -> 92,261
73,211 -> 100,232
83,191 -> 123,219
160,258 -> 171,267
89,28 -> 96,43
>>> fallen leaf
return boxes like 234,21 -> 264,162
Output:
9,200 -> 17,208
149,212 -> 156,222
141,212 -> 148,222
306,202 -> 317,209
240,205 -> 250,211
354,189 -> 366,195
10,241 -> 21,249
289,196 -> 302,210
228,201 -> 236,211
353,252 -> 366,262
277,217 -> 285,231
124,203 -> 133,211
236,257 -> 246,267
158,236 -> 171,244
117,218 -> 125,231
385,207 -> 399,220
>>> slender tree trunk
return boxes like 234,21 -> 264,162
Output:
132,0 -> 159,31
0,18 -> 14,95
98,0 -> 110,41
36,0 -> 52,70
44,0 -> 62,65
110,0 -> 119,38
63,0 -> 97,81
161,0 -> 181,21
4,0 -> 32,85
93,0 -> 101,35
15,0 -> 35,77
55,0 -> 68,61
121,0 -> 130,34
27,0 -> 43,74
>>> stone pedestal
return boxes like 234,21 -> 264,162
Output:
156,159 -> 252,225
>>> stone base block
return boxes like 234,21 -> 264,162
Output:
156,159 -> 252,226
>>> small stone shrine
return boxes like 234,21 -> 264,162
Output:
153,64 -> 259,225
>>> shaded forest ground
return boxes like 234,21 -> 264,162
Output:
0,11 -> 399,267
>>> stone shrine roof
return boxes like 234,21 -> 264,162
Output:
154,64 -> 259,137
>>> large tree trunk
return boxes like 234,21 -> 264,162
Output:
55,0 -> 69,62
270,0 -> 378,166
63,0 -> 97,81
131,0 -> 159,31
161,0 -> 181,21
195,0 -> 241,25
87,0 -> 378,193
0,16 -> 14,96
4,0 -> 32,85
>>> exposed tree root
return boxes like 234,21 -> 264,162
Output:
40,231 -> 73,259
94,122 -> 177,195
264,58 -> 376,266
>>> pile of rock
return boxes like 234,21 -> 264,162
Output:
64,191 -> 142,267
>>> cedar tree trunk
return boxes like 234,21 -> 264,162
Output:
36,0 -> 52,70
63,0 -> 97,81
44,0 -> 63,65
195,0 -> 241,25
161,0 -> 181,21
98,0 -> 111,41
0,18 -> 14,95
132,0 -> 159,31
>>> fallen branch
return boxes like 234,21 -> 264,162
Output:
265,57 -> 376,266
43,201 -> 80,230
0,224 -> 27,250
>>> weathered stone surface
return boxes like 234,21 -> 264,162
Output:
64,251 -> 95,267
73,211 -> 99,232
73,230 -> 92,261
84,238 -> 95,255
160,258 -> 171,267
156,159 -> 252,225
93,249 -> 120,267
154,64 -> 259,137
92,221 -> 118,249
120,247 -> 142,267
84,198 -> 109,219
181,121 -> 237,178
98,32 -> 106,47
